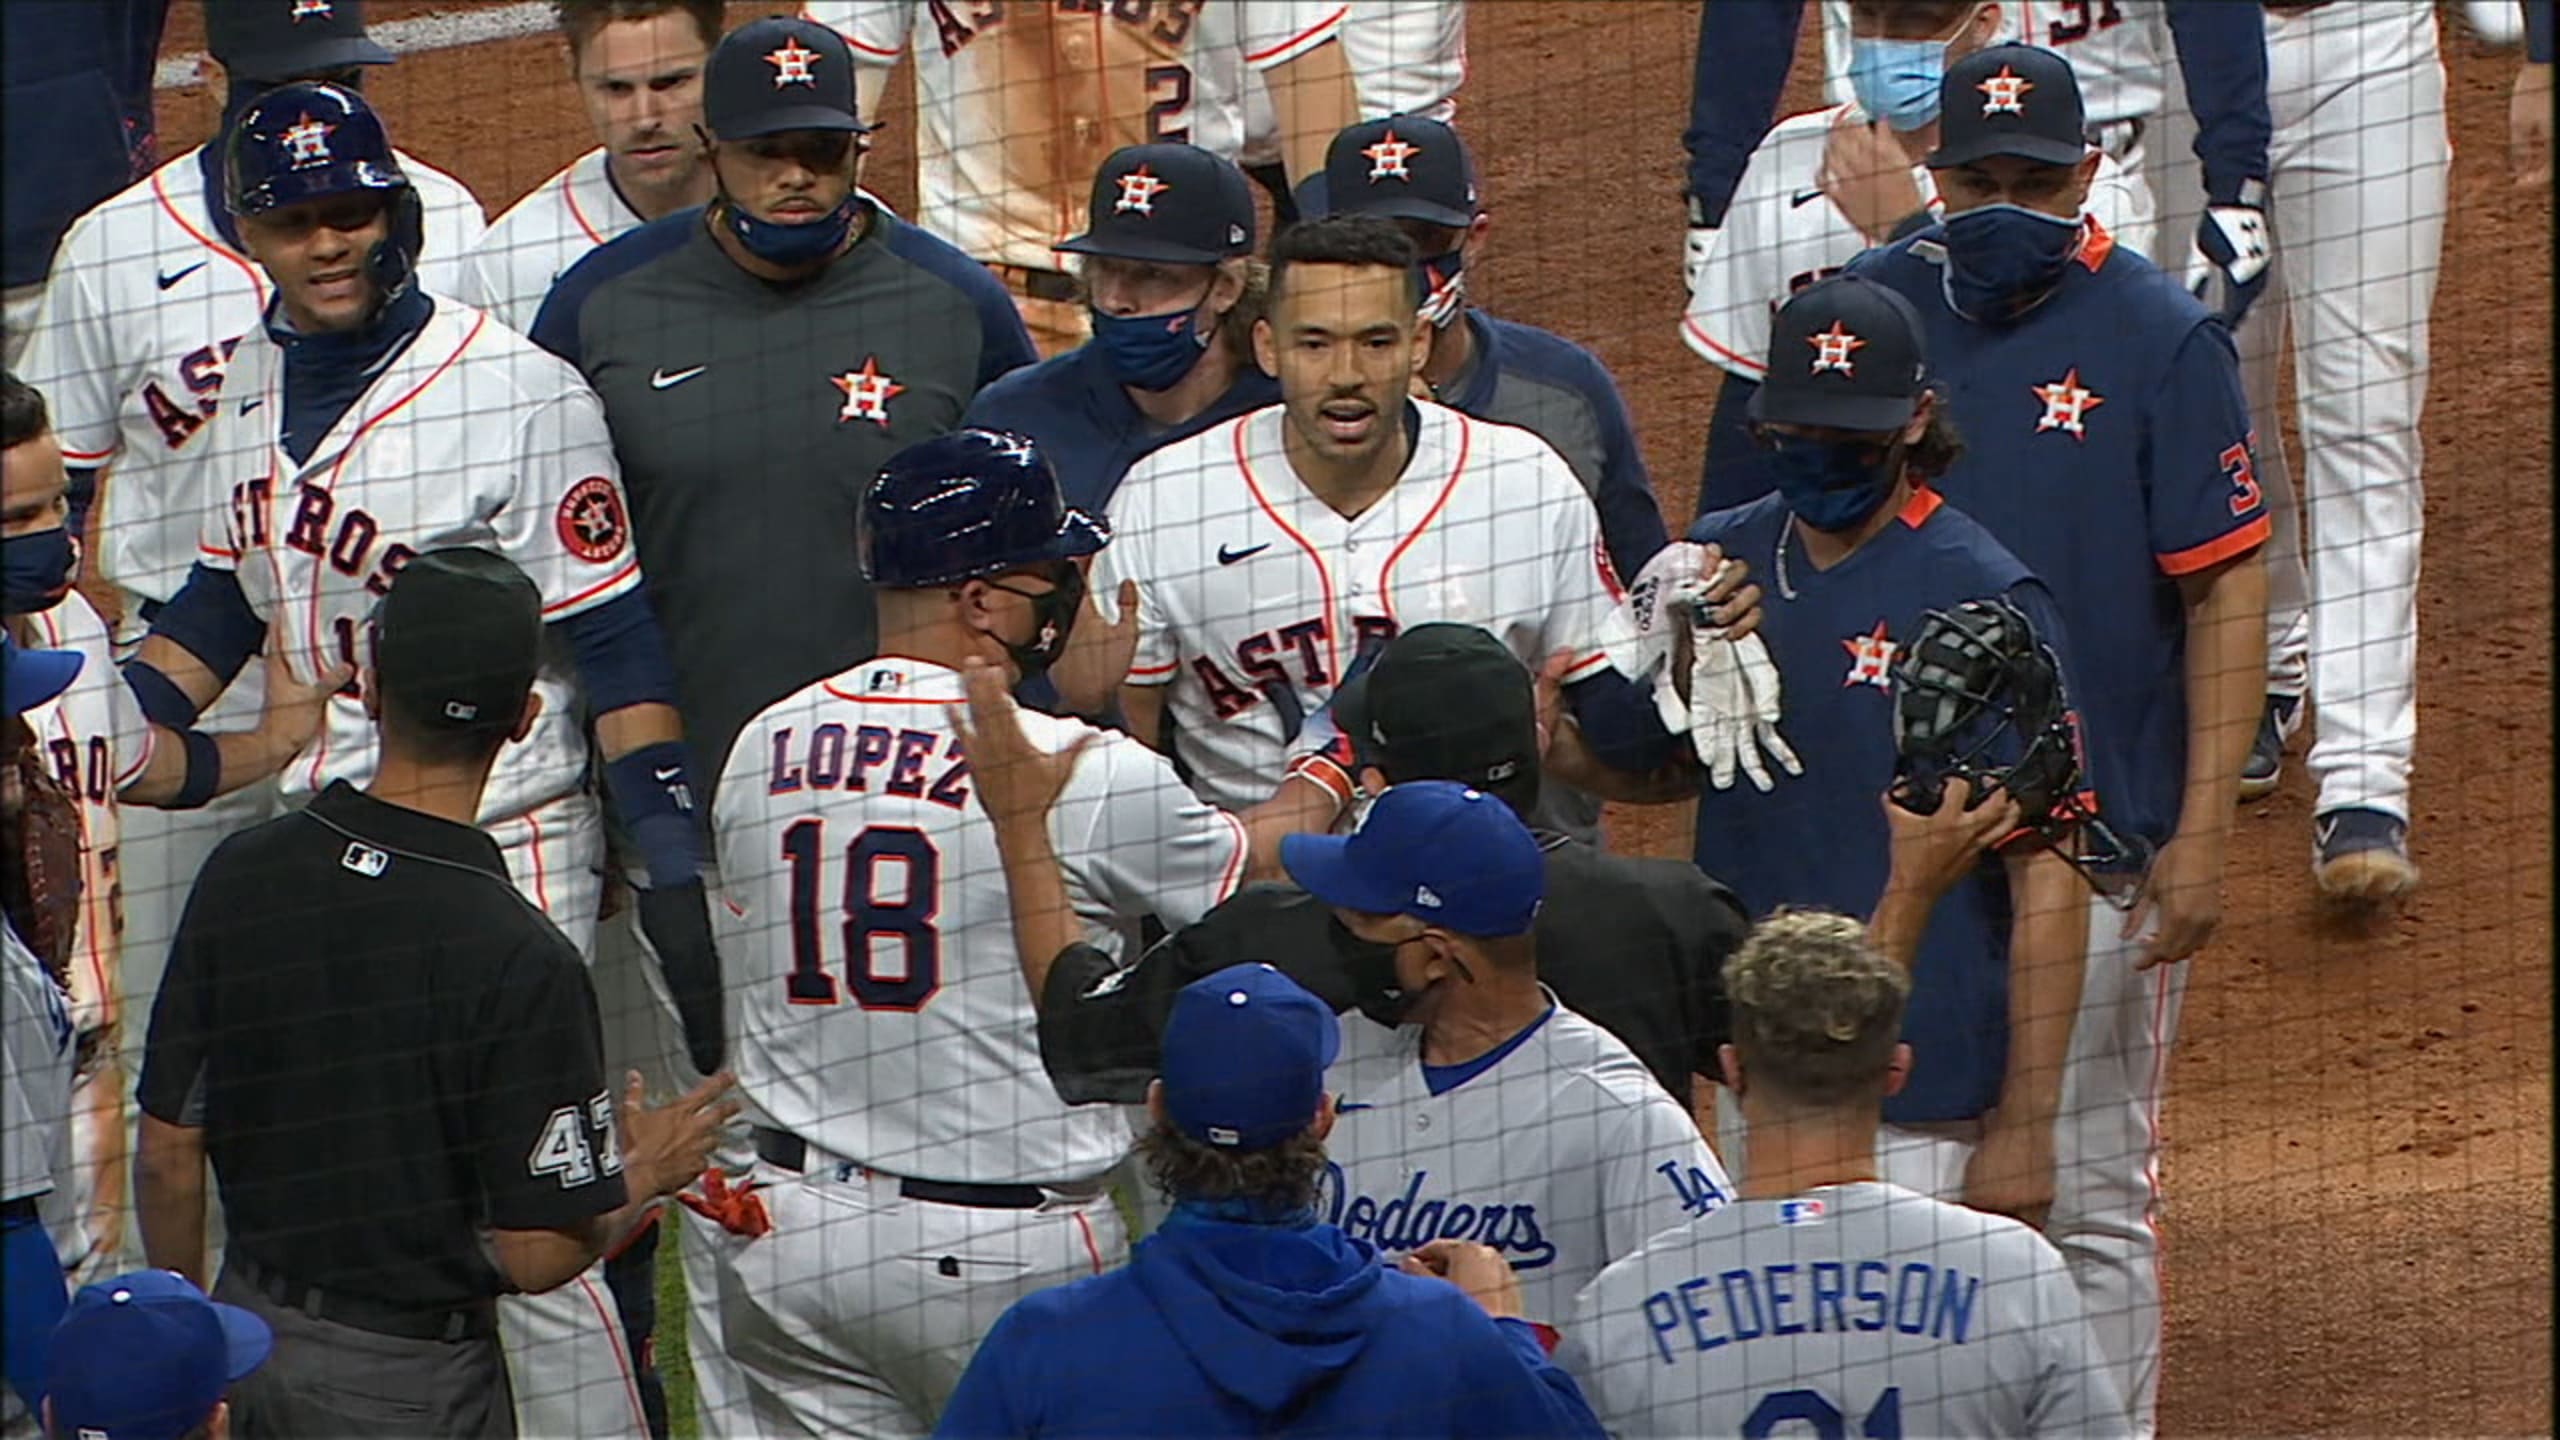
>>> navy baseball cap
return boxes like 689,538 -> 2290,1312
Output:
705,15 -> 871,139
45,1269 -> 272,1440
1056,144 -> 1256,265
1332,625 -> 1540,812
1283,780 -> 1545,938
1927,43 -> 2089,170
1160,964 -> 1341,1151
3,633 -> 82,716
372,547 -> 543,733
205,0 -> 394,83
1301,115 -> 1478,228
1749,275 -> 1931,433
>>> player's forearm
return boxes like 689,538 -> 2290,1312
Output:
987,813 -> 1082,1004
121,717 -> 301,808
594,701 -> 684,760
1239,778 -> 1340,886
131,632 -> 226,717
2174,550 -> 2269,840
135,1113 -> 209,1288
1268,40 -> 1357,183
1998,848 -> 2088,1124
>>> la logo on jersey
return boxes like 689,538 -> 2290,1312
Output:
1114,165 -> 1171,215
1978,66 -> 2034,116
1364,129 -> 1420,182
1843,620 -> 1897,688
1807,320 -> 1865,377
282,114 -> 336,167
2032,367 -> 2105,440
833,356 -> 903,427
766,37 -> 822,87
1657,1160 -> 1730,1218
555,476 -> 630,563
291,0 -> 333,18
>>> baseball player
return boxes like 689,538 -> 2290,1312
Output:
119,82 -> 724,1440
698,430 -> 1269,1438
1560,910 -> 2128,1439
2184,1 -> 2445,891
1276,780 -> 1730,1324
13,0 -> 486,1110
1843,44 -> 2268,1434
1239,0 -> 1467,222
1099,212 -> 1687,817
807,0 -> 1358,354
460,0 -> 724,332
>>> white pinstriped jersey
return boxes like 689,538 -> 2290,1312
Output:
713,655 -> 1247,1185
1819,2 -> 2172,124
193,300 -> 641,828
18,594 -> 149,1041
807,0 -> 1347,271
456,148 -> 642,334
1561,1181 -> 2128,1439
0,921 -> 74,1207
1683,104 -> 2144,381
1102,401 -> 1633,813
1242,0 -> 1466,166
15,147 -> 486,619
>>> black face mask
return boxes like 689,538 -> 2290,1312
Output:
990,562 -> 1084,680
1328,913 -> 1413,1027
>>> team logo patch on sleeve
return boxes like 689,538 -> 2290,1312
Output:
556,476 -> 630,563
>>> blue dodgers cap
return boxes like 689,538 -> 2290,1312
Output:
1161,964 -> 1342,1150
3,633 -> 82,716
1748,275 -> 1931,433
1281,780 -> 1545,937
46,1270 -> 272,1440
1927,43 -> 2089,170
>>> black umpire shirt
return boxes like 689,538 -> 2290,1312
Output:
532,201 -> 1037,791
137,782 -> 628,1310
1040,832 -> 1748,1109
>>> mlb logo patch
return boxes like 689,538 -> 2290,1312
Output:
1779,1197 -> 1827,1226
341,842 -> 390,878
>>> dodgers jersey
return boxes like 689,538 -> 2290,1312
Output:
1,919 -> 75,1206
1683,103 -> 2145,382
1559,1181 -> 2129,1439
16,144 -> 485,618
714,655 -> 1247,1186
809,0 -> 1346,272
1102,401 -> 1632,813
1847,221 -> 2265,850
1316,1000 -> 1730,1324
1688,489 -> 2084,1124
196,299 -> 642,828
20,594 -> 149,1042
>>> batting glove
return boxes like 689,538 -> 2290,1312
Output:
2185,178 -> 2273,328
1604,541 -> 1726,735
1685,623 -> 1802,792
1684,225 -> 1716,296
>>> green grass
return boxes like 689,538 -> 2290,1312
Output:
655,1216 -> 700,1440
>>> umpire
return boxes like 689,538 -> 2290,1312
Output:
132,550 -> 735,1438
958,622 -> 1747,1111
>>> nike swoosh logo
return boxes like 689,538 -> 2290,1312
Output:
1791,188 -> 1826,209
653,766 -> 682,783
1217,542 -> 1271,566
157,261 -> 208,290
2316,817 -> 2340,847
650,365 -> 708,390
240,398 -> 264,415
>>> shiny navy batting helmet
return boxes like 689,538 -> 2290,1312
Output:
859,430 -> 1109,588
226,80 -> 424,299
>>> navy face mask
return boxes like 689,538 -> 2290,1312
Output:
1940,203 -> 2082,323
1766,433 -> 1903,532
724,189 -> 860,268
3,528 -> 77,615
1089,291 -> 1214,392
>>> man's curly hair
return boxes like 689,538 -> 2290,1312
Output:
1723,909 -> 1911,1106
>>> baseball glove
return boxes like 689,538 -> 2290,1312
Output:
4,740 -> 85,987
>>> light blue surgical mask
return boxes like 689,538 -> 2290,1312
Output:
1847,34 -> 1950,132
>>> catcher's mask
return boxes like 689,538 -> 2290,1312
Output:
1888,597 -> 2150,902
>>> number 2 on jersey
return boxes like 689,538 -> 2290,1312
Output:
1145,64 -> 1192,142
1743,1386 -> 1902,1440
782,818 -> 943,1011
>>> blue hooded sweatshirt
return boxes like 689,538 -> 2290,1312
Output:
934,1203 -> 1605,1439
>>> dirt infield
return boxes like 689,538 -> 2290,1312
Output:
151,2 -> 2549,1432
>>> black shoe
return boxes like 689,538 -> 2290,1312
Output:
2238,695 -> 2301,801
2314,806 -> 2418,902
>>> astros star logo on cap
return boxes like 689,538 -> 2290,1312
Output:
1363,129 -> 1420,181
282,114 -> 335,166
1807,320 -> 1865,377
1978,65 -> 2034,116
1114,165 -> 1171,215
766,36 -> 822,87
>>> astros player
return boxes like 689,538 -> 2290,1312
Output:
1844,44 -> 2269,1435
119,83 -> 723,1440
1099,213 -> 1680,816
1238,0 -> 1468,220
13,0 -> 485,1103
700,431 -> 1263,1438
1281,780 -> 1731,1325
806,0 -> 1358,353
1561,910 -> 2128,1439
459,0 -> 723,331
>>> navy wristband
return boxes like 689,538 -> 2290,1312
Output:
126,660 -> 202,729
605,741 -> 702,888
170,728 -> 223,810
